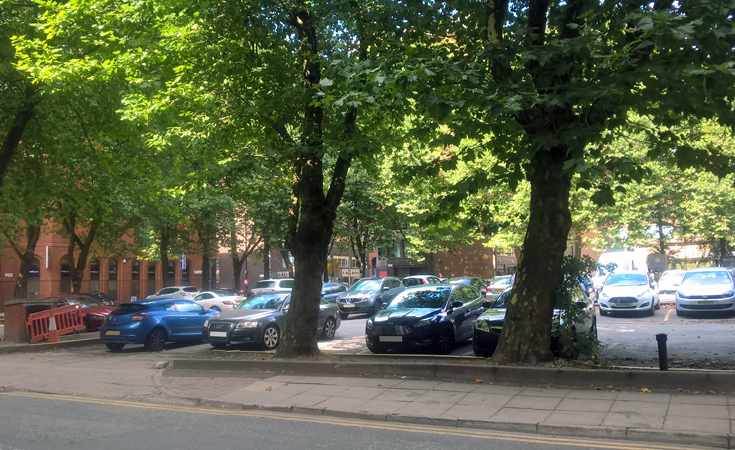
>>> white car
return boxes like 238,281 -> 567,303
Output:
146,286 -> 199,300
193,290 -> 244,311
249,278 -> 294,296
675,267 -> 735,317
657,269 -> 687,304
598,271 -> 659,316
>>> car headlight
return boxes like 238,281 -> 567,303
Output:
413,318 -> 432,327
366,318 -> 374,329
475,320 -> 490,332
678,292 -> 688,299
725,290 -> 734,297
635,290 -> 649,298
204,318 -> 211,327
236,321 -> 259,329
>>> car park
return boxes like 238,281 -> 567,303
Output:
402,275 -> 442,287
336,277 -> 404,318
146,286 -> 199,300
598,271 -> 659,316
486,275 -> 512,300
203,293 -> 341,349
249,278 -> 295,296
365,284 -> 484,354
321,282 -> 348,303
447,276 -> 489,297
48,295 -> 116,332
675,267 -> 735,316
100,299 -> 220,351
192,290 -> 244,311
472,286 -> 596,357
657,269 -> 687,303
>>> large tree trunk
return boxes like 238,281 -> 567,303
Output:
492,148 -> 573,364
160,227 -> 170,287
6,225 -> 41,299
0,81 -> 39,187
262,237 -> 271,279
62,212 -> 97,294
280,249 -> 294,277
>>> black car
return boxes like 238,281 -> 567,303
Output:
447,277 -> 489,297
203,292 -> 341,350
365,284 -> 484,354
336,277 -> 404,318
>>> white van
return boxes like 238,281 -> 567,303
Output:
592,251 -> 649,293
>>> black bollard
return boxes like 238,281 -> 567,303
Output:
656,333 -> 668,371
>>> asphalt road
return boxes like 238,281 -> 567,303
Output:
0,392 -> 702,450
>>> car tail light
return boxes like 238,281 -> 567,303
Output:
222,301 -> 235,306
486,286 -> 491,293
130,313 -> 150,321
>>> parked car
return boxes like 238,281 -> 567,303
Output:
447,276 -> 489,297
365,284 -> 484,354
675,267 -> 735,316
598,271 -> 659,316
472,285 -> 596,357
48,295 -> 116,332
100,299 -> 220,352
146,286 -> 199,300
486,275 -> 512,300
336,277 -> 403,318
321,282 -> 348,303
192,290 -> 244,311
249,278 -> 295,296
402,275 -> 442,287
657,269 -> 687,303
202,293 -> 341,349
81,291 -> 114,306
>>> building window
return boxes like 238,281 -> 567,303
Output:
90,259 -> 100,292
60,257 -> 71,294
108,260 -> 118,302
147,262 -> 156,295
167,261 -> 175,287
27,258 -> 41,300
131,260 -> 140,301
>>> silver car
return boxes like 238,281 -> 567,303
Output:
598,271 -> 659,316
657,269 -> 687,304
675,268 -> 735,317
146,286 -> 199,300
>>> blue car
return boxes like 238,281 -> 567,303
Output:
100,298 -> 221,352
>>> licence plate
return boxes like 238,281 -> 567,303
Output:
379,336 -> 402,342
697,300 -> 715,305
342,303 -> 356,308
106,330 -> 120,336
210,331 -> 228,338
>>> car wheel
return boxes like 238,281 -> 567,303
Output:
472,340 -> 494,357
589,318 -> 598,340
105,343 -> 125,352
646,301 -> 655,316
599,309 -> 608,316
321,317 -> 337,339
262,325 -> 280,350
210,343 -> 227,349
654,299 -> 661,310
436,326 -> 455,354
372,299 -> 383,315
145,328 -> 167,352
366,342 -> 387,354
676,309 -> 686,317
211,306 -> 221,312
81,321 -> 89,334
340,312 -> 349,320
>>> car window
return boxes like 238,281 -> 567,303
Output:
160,302 -> 177,311
254,281 -> 276,289
237,293 -> 288,310
388,287 -> 451,309
682,271 -> 732,286
183,287 -> 199,293
175,301 -> 203,313
349,279 -> 381,292
158,288 -> 175,295
319,298 -> 329,306
403,278 -> 423,287
493,290 -> 512,309
194,293 -> 213,300
391,279 -> 401,288
279,279 -> 295,289
110,304 -> 149,315
451,288 -> 468,305
65,296 -> 104,307
428,277 -> 441,284
465,287 -> 481,302
605,273 -> 648,286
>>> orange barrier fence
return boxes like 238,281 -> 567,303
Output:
25,305 -> 86,343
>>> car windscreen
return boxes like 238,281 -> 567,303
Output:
65,296 -> 105,307
661,271 -> 686,282
237,294 -> 288,310
403,278 -> 423,287
213,290 -> 233,296
492,277 -> 511,286
682,271 -> 731,286
387,287 -> 451,309
349,279 -> 381,292
447,278 -> 469,284
493,290 -> 512,308
110,304 -> 150,315
254,281 -> 276,289
605,273 -> 648,286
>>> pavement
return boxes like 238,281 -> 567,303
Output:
0,344 -> 733,449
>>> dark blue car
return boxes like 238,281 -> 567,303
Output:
100,298 -> 221,352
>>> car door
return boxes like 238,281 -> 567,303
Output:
173,300 -> 207,336
447,287 -> 470,338
194,293 -> 215,308
156,301 -> 180,335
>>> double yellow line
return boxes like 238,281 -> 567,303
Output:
1,391 -> 688,450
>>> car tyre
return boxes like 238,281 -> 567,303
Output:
145,328 -> 167,352
436,326 -> 455,354
654,299 -> 661,310
646,301 -> 655,317
472,340 -> 494,357
262,325 -> 280,350
676,309 -> 686,317
210,343 -> 227,349
321,317 -> 337,339
589,318 -> 598,340
340,312 -> 350,320
105,342 -> 125,352
372,299 -> 383,315
366,342 -> 387,354
599,309 -> 608,316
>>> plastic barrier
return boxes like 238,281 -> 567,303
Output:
25,305 -> 87,343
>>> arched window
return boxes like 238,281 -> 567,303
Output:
131,260 -> 140,300
90,259 -> 100,292
147,262 -> 156,295
27,258 -> 41,300
60,257 -> 71,294
108,260 -> 118,302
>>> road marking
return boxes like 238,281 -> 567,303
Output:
1,391 -> 690,450
664,309 -> 673,322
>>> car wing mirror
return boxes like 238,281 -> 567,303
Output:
483,301 -> 494,308
575,301 -> 588,310
382,286 -> 391,292
452,300 -> 463,309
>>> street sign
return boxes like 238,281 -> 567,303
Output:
180,253 -> 186,270
648,254 -> 666,272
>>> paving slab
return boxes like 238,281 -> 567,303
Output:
601,412 -> 664,429
357,399 -> 410,415
491,407 -> 552,424
505,395 -> 562,410
440,404 -> 502,421
542,411 -> 606,426
456,392 -> 512,406
556,398 -> 613,413
667,402 -> 729,419
663,415 -> 731,434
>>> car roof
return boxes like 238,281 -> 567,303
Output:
137,297 -> 195,305
685,267 -> 731,273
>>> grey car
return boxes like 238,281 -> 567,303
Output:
336,277 -> 404,318
202,293 -> 341,349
